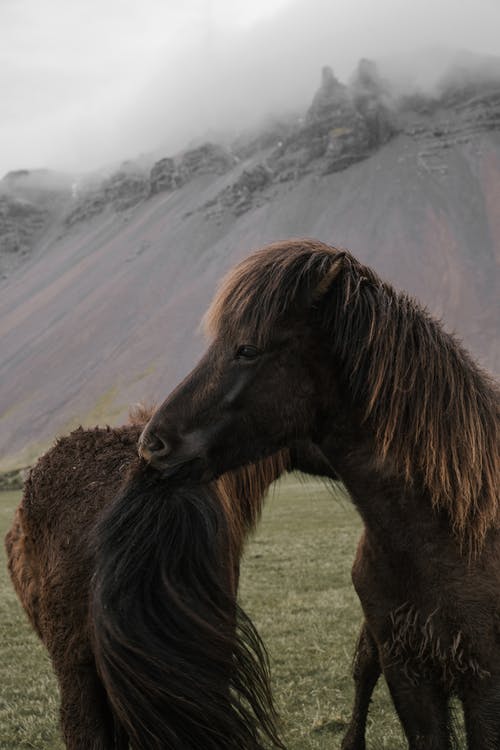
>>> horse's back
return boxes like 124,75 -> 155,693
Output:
23,424 -> 141,525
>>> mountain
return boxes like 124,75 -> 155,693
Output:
1,57 -> 499,470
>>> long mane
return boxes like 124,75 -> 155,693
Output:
216,451 -> 290,543
205,239 -> 500,554
91,459 -> 285,750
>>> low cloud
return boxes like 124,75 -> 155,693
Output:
1,0 -> 499,176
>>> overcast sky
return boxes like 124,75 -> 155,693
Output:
1,0 -> 500,176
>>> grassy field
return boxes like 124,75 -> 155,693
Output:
0,478 -> 463,749
0,491 -> 63,750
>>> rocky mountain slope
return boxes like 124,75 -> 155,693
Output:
1,58 -> 499,469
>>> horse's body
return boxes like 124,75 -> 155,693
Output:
6,415 -> 289,750
139,239 -> 500,749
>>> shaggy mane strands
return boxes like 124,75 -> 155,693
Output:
204,239 -> 342,345
216,450 -> 290,542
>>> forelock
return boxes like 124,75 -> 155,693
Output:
203,239 -> 343,344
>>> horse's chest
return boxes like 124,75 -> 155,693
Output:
352,529 -> 500,686
382,602 -> 490,689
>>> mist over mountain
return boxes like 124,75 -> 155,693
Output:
1,54 -> 499,469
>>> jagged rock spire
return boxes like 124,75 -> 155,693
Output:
351,58 -> 397,148
306,65 -> 351,123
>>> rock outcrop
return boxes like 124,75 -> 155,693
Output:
214,164 -> 273,215
63,143 -> 236,225
178,143 -> 235,179
65,166 -> 149,226
0,195 -> 48,255
150,143 -> 235,195
207,61 -> 400,215
0,169 -> 73,274
400,64 -> 500,175
149,157 -> 179,194
281,62 -> 397,174
208,58 -> 500,215
350,59 -> 397,150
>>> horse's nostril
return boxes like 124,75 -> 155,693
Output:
139,431 -> 172,461
150,435 -> 169,453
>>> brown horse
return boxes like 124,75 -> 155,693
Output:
5,410 -> 291,750
139,239 -> 500,750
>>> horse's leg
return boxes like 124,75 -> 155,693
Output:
341,621 -> 381,750
462,675 -> 500,750
55,661 -> 127,750
383,666 -> 452,750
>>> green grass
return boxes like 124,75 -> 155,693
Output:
0,492 -> 62,750
0,478 -> 464,749
239,477 -> 406,750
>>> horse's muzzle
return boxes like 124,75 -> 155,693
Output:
138,427 -> 211,481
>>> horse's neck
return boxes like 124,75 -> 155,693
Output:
320,429 -> 448,561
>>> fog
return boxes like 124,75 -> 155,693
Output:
1,0 -> 500,177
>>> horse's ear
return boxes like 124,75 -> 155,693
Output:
311,255 -> 345,303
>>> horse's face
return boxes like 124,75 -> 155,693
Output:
139,321 -> 334,480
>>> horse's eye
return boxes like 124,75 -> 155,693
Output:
235,345 -> 260,360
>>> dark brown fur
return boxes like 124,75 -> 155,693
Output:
140,239 -> 500,750
6,417 -> 289,749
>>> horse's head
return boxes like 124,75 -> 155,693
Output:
139,240 -> 346,479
